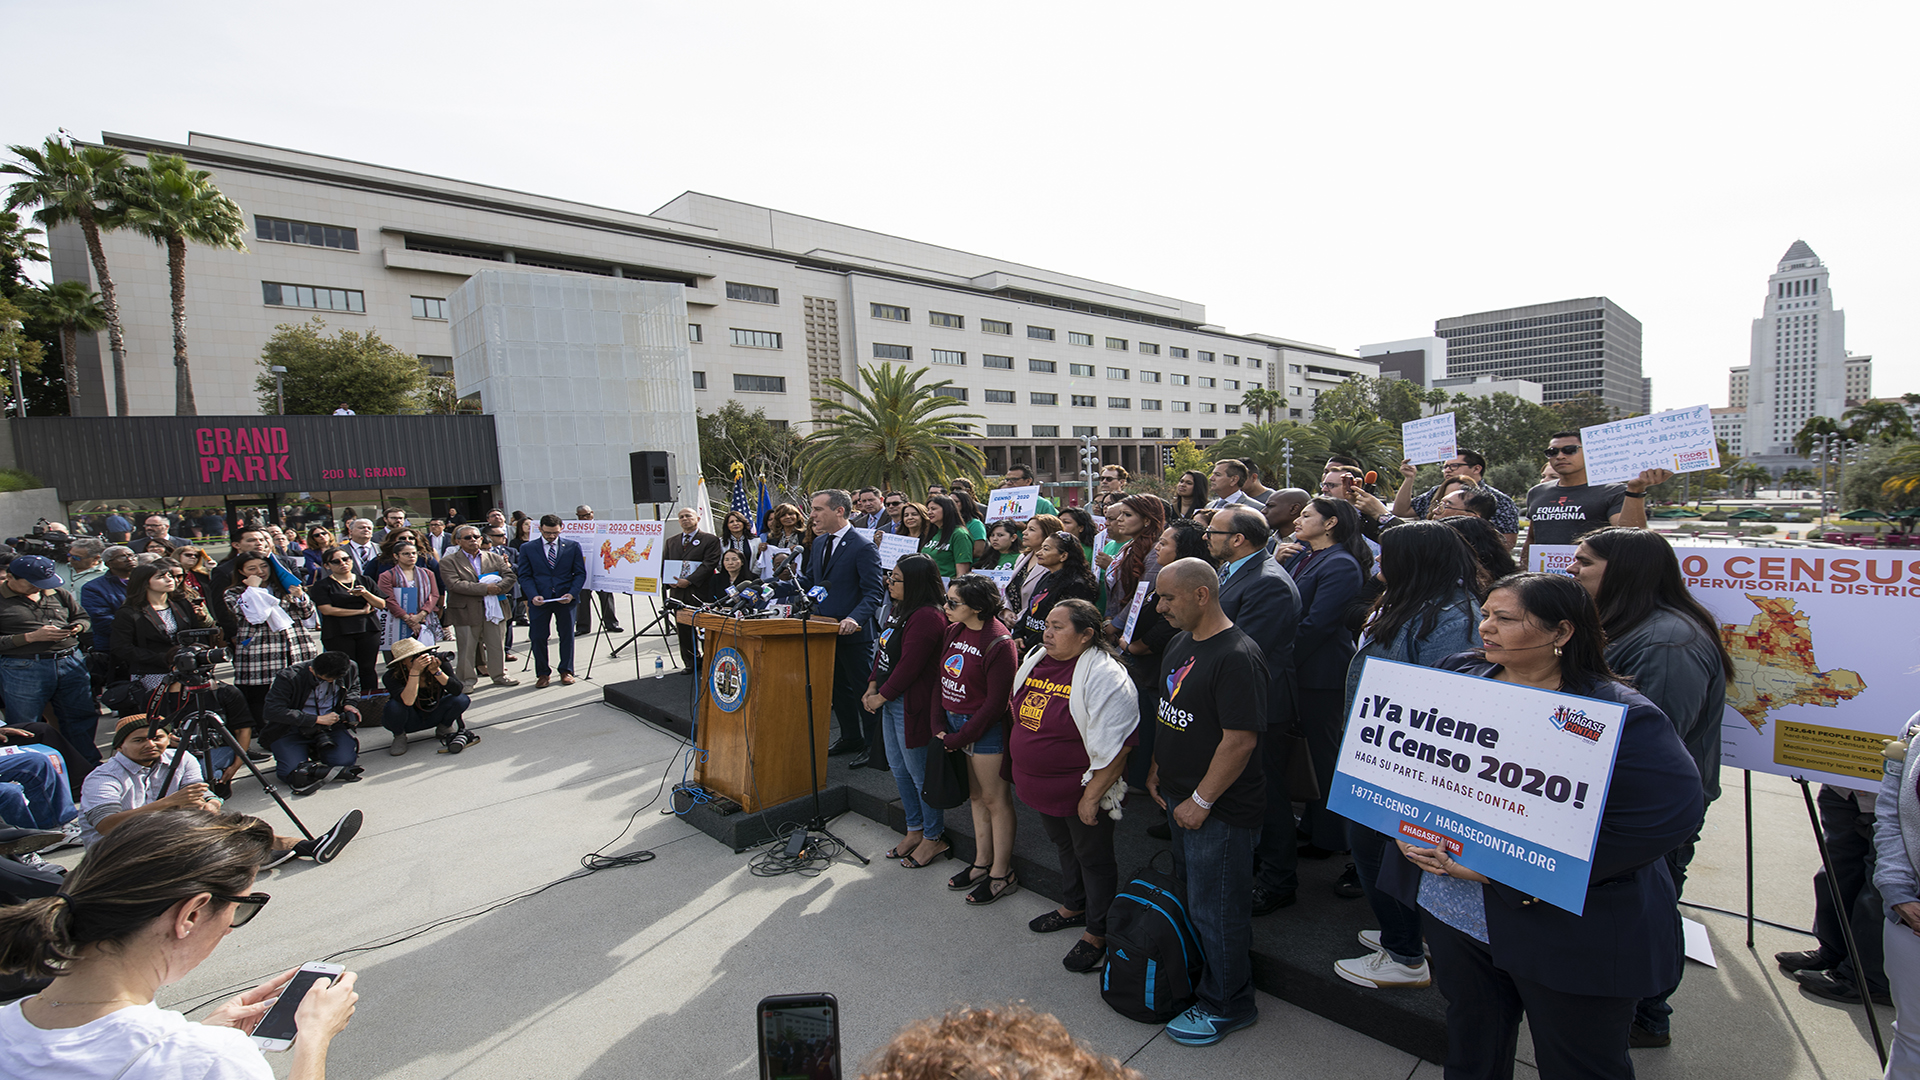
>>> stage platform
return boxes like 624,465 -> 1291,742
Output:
603,675 -> 1447,1061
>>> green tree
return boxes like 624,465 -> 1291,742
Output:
1546,394 -> 1618,432
0,211 -> 46,283
1727,462 -> 1771,498
111,153 -> 247,416
799,363 -> 985,493
1163,437 -> 1211,482
1444,392 -> 1559,471
698,400 -> 805,502
1209,421 -> 1327,488
1844,400 -> 1915,444
1793,415 -> 1847,456
1780,466 -> 1819,492
24,279 -> 104,416
256,317 -> 428,415
1240,387 -> 1283,423
1313,417 -> 1402,476
0,296 -> 47,417
3,137 -> 132,415
1880,441 -> 1920,502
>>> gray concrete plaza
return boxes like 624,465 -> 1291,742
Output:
40,627 -> 1893,1079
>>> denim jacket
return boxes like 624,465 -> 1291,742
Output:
1874,710 -> 1920,923
1342,589 -> 1483,718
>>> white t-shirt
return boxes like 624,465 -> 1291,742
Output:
0,1000 -> 273,1080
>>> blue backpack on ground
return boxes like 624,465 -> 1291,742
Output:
1101,854 -> 1204,1024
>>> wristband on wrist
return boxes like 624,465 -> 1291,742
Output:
1190,792 -> 1214,811
1623,491 -> 1646,498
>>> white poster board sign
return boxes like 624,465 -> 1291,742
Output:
987,485 -> 1040,522
979,567 -> 1016,606
1676,546 -> 1918,788
560,520 -> 668,596
1527,545 -> 1579,576
1401,412 -> 1459,465
1328,659 -> 1627,915
1580,405 -> 1720,485
875,532 -> 920,570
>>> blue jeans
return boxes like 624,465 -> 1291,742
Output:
1169,810 -> 1258,1022
1,653 -> 101,766
945,710 -> 1003,755
528,599 -> 576,677
0,747 -> 77,830
269,728 -> 360,781
881,699 -> 943,838
1351,820 -> 1425,965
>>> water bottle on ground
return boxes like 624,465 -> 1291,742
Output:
653,656 -> 665,679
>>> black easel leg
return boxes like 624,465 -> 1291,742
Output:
1796,776 -> 1888,1066
1745,769 -> 1755,949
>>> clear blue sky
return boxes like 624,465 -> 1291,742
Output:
6,1 -> 1915,412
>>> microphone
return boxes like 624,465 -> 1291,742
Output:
806,585 -> 830,603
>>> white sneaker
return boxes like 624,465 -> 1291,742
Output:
49,820 -> 85,851
1335,949 -> 1431,989
1357,929 -> 1431,958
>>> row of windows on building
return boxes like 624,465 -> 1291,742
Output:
864,301 -> 1257,366
1776,278 -> 1820,298
1439,310 -> 1607,336
261,280 -> 456,322
983,425 -> 1225,439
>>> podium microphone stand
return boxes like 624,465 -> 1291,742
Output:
790,594 -> 868,865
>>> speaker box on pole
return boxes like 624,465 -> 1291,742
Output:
630,451 -> 677,504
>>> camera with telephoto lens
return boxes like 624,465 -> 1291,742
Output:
170,629 -> 223,683
8,520 -> 72,563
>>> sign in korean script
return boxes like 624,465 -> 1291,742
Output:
1328,659 -> 1627,915
1401,412 -> 1459,465
1676,547 -> 1920,787
986,485 -> 1040,522
561,520 -> 667,596
1580,405 -> 1720,485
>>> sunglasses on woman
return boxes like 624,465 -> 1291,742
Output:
214,891 -> 271,927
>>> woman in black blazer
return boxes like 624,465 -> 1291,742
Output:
1378,573 -> 1702,1080
700,548 -> 760,604
1279,495 -> 1367,855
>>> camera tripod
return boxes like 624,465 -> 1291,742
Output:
152,665 -> 318,844
608,595 -> 690,662
788,596 -> 867,865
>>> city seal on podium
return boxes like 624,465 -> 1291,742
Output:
709,647 -> 749,713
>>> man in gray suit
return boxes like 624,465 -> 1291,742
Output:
1205,507 -> 1305,915
1206,459 -> 1265,510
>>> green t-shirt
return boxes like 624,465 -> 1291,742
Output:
920,528 -> 972,578
1035,496 -> 1057,515
993,550 -> 1021,569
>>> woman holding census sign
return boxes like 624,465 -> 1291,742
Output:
1377,572 -> 1702,1080
1334,521 -> 1484,991
1570,527 -> 1733,1047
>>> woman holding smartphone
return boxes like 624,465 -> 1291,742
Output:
0,810 -> 359,1080
312,545 -> 387,701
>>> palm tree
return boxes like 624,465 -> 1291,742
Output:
1883,442 -> 1920,499
1780,466 -> 1819,493
3,137 -> 132,415
1727,462 -> 1771,498
1844,400 -> 1915,445
26,280 -> 105,416
1313,417 -> 1402,475
1792,415 -> 1845,457
799,363 -> 986,494
1209,422 -> 1327,488
0,210 -> 46,275
111,154 -> 247,416
1240,387 -> 1283,423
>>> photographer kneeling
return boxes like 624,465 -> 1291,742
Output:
381,638 -> 475,757
0,810 -> 360,1080
260,652 -> 363,797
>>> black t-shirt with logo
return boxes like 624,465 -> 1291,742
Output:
1524,482 -> 1627,547
1154,626 -> 1268,828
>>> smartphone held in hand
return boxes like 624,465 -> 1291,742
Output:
757,993 -> 840,1080
250,962 -> 344,1051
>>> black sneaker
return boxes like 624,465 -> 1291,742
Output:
1251,885 -> 1297,916
1333,862 -> 1365,899
1628,1022 -> 1671,1048
1794,968 -> 1892,1007
245,747 -> 273,763
1147,821 -> 1172,840
1774,948 -> 1834,974
293,809 -> 364,864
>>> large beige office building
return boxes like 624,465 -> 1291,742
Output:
51,132 -> 1374,487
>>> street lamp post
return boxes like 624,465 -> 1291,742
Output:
1282,438 -> 1294,488
271,365 -> 288,415
1078,435 -> 1100,506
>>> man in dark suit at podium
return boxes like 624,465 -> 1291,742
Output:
803,489 -> 885,766
517,514 -> 588,688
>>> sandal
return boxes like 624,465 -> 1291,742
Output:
900,842 -> 951,869
966,872 -> 1018,906
884,834 -> 923,860
947,863 -> 989,891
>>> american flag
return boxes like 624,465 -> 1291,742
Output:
731,471 -> 751,522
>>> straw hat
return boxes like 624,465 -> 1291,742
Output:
390,638 -> 435,663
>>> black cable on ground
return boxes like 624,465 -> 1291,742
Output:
746,815 -> 851,878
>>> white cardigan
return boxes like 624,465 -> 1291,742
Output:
1011,643 -> 1140,815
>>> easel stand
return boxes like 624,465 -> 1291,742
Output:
1793,775 -> 1888,1067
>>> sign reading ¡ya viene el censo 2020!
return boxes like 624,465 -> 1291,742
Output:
1675,546 -> 1918,788
1327,659 -> 1627,915
560,520 -> 667,596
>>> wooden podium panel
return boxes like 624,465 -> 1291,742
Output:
680,612 -> 840,812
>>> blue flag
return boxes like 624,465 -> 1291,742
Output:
755,480 -> 772,534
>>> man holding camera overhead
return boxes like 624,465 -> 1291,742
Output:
0,555 -> 97,767
381,638 -> 473,756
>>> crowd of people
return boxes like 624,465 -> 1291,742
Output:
0,440 -> 1913,1078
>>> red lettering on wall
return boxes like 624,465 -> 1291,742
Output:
214,429 -> 233,455
244,456 -> 267,481
199,458 -> 219,482
269,456 -> 291,480
221,458 -> 244,482
195,429 -> 215,455
270,428 -> 289,454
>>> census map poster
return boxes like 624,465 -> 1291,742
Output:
560,519 -> 667,596
1675,546 -> 1920,787
1328,658 -> 1627,915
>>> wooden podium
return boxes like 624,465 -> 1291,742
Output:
679,611 -> 841,812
